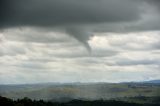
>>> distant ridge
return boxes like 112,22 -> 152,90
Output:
142,80 -> 160,84
121,79 -> 160,84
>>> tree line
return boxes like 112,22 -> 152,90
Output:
0,96 -> 159,106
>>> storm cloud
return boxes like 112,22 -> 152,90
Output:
0,0 -> 154,50
0,0 -> 160,50
0,0 -> 143,28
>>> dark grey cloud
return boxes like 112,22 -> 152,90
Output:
115,59 -> 160,66
0,0 -> 142,28
147,0 -> 160,9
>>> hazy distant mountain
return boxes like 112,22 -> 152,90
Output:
142,80 -> 160,84
122,80 -> 160,84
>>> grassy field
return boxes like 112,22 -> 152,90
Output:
0,83 -> 160,102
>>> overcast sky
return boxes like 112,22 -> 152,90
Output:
0,0 -> 160,84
